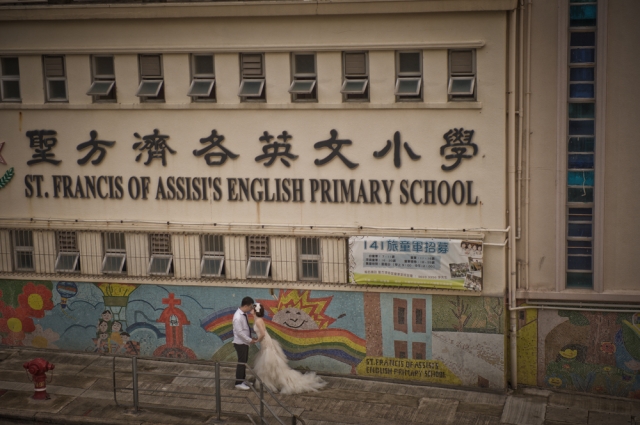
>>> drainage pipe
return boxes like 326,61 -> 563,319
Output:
508,6 -> 518,390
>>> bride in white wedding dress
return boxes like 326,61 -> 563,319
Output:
252,303 -> 327,394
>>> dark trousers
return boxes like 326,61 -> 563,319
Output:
234,343 -> 249,385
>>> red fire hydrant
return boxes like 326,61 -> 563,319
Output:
23,358 -> 55,400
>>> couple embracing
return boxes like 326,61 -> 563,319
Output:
233,296 -> 326,394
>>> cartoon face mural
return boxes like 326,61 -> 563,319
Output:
272,308 -> 318,330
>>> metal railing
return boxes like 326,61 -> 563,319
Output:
111,355 -> 305,425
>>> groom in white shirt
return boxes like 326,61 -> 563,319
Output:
233,296 -> 257,390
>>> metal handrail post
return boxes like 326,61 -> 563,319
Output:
215,362 -> 222,421
112,357 -> 118,407
132,356 -> 139,412
260,382 -> 264,423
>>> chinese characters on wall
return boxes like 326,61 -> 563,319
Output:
23,127 -> 478,172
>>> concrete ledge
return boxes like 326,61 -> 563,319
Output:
0,0 -> 517,21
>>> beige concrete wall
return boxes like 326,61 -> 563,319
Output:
0,11 -> 508,296
524,0 -> 640,296
523,0 -> 560,293
602,0 -> 640,291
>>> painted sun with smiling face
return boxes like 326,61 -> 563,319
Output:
259,290 -> 336,330
273,308 -> 318,330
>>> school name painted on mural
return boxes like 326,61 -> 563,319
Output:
357,356 -> 460,384
23,175 -> 479,206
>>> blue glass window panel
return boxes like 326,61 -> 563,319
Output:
568,207 -> 592,215
570,32 -> 596,47
568,214 -> 592,222
568,223 -> 592,237
568,154 -> 594,169
570,48 -> 595,63
568,240 -> 592,247
570,68 -> 595,82
570,5 -> 597,27
566,272 -> 593,289
568,137 -> 595,152
570,83 -> 595,99
569,103 -> 595,118
568,171 -> 594,186
568,248 -> 592,255
568,187 -> 594,202
569,120 -> 595,135
568,255 -> 592,271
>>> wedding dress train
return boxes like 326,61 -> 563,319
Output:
253,326 -> 326,395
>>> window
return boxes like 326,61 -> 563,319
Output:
413,342 -> 426,360
102,232 -> 126,274
448,50 -> 476,100
341,52 -> 369,102
246,235 -> 270,278
13,230 -> 33,271
289,53 -> 317,102
148,233 -> 173,275
43,55 -> 68,102
394,340 -> 408,359
393,298 -> 408,333
55,231 -> 80,272
136,54 -> 164,102
413,298 -> 426,333
87,55 -> 116,102
188,54 -> 216,102
238,53 -> 265,101
298,237 -> 321,280
395,51 -> 422,101
1,57 -> 20,102
565,1 -> 598,289
201,234 -> 224,277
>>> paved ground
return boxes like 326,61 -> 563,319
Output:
0,347 -> 639,425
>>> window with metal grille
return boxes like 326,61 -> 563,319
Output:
148,233 -> 173,275
341,52 -> 369,102
394,340 -> 408,359
566,0 -> 597,289
87,55 -> 116,102
397,307 -> 406,325
413,342 -> 426,360
43,55 -> 68,102
412,298 -> 426,333
1,57 -> 20,102
238,53 -> 265,101
102,232 -> 126,274
55,231 -> 80,272
246,235 -> 270,278
136,54 -> 164,102
448,50 -> 476,100
289,53 -> 317,102
201,234 -> 224,277
13,230 -> 33,271
298,237 -> 321,280
395,51 -> 422,101
188,54 -> 216,102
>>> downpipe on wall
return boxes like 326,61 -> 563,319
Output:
508,7 -> 518,390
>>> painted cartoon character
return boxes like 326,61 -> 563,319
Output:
94,332 -> 110,353
120,332 -> 140,355
110,321 -> 123,348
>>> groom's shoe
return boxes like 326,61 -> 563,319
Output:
235,383 -> 250,390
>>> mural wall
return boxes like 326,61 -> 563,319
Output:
0,279 -> 505,390
517,307 -> 640,399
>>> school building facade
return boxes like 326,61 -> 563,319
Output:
0,0 -> 638,398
